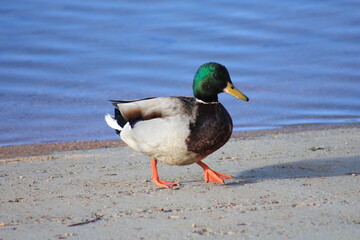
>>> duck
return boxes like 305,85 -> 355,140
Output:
105,62 -> 249,189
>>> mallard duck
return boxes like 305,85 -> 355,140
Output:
105,62 -> 249,188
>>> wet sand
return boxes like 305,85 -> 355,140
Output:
0,126 -> 359,239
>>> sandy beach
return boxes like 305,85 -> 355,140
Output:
1,126 -> 359,239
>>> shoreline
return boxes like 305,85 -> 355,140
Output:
1,123 -> 359,161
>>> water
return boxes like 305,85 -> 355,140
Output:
1,0 -> 360,146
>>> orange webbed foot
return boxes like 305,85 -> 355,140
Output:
153,179 -> 179,189
197,161 -> 232,184
203,169 -> 232,183
151,160 -> 179,189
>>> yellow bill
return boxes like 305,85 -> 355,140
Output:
223,82 -> 249,101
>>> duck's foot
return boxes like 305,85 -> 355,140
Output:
197,160 -> 232,184
151,160 -> 179,189
153,179 -> 179,189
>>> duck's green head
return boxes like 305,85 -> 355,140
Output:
193,62 -> 249,103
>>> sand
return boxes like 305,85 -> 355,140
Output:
0,126 -> 359,239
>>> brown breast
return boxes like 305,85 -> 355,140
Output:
185,102 -> 233,157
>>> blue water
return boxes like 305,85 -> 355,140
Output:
1,0 -> 360,146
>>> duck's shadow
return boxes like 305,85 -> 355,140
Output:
227,155 -> 360,186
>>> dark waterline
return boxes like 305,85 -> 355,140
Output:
1,0 -> 360,146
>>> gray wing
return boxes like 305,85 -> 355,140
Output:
111,97 -> 195,125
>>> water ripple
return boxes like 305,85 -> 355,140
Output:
1,0 -> 359,145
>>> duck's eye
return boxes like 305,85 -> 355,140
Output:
213,73 -> 219,79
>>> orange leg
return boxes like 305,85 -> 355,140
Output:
197,160 -> 232,184
151,160 -> 179,189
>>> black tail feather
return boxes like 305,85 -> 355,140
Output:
114,108 -> 127,135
